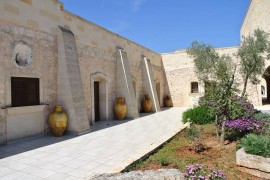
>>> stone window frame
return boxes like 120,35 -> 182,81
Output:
5,74 -> 44,108
191,81 -> 199,94
11,77 -> 40,107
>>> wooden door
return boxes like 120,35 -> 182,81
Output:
94,81 -> 100,121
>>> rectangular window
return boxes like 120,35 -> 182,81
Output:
11,77 -> 40,107
191,82 -> 199,93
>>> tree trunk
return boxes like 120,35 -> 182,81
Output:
241,75 -> 249,98
220,120 -> 226,145
215,116 -> 220,140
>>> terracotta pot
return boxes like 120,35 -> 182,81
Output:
142,95 -> 152,113
49,106 -> 68,136
114,97 -> 127,120
164,96 -> 173,107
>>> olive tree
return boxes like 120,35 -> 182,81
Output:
187,41 -> 237,144
237,29 -> 270,97
187,29 -> 270,144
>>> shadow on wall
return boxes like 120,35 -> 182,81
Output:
160,59 -> 173,107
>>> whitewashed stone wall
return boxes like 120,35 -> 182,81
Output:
0,0 -> 169,143
161,47 -> 262,107
241,0 -> 270,37
0,23 -> 57,143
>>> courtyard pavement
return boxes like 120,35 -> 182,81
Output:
0,107 -> 188,180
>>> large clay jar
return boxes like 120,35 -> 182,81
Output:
164,96 -> 173,107
142,95 -> 152,113
114,97 -> 127,120
49,106 -> 68,136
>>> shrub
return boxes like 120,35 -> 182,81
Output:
253,112 -> 270,121
239,134 -> 270,158
182,106 -> 215,125
199,94 -> 255,120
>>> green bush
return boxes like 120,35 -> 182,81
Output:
239,134 -> 270,158
253,112 -> 270,121
182,106 -> 215,125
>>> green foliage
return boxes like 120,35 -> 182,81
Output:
200,94 -> 254,120
253,112 -> 270,121
237,29 -> 270,97
186,125 -> 201,140
187,30 -> 270,143
187,41 -> 236,84
182,106 -> 215,125
187,41 -> 238,121
239,134 -> 270,158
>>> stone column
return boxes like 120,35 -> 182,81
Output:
57,26 -> 90,135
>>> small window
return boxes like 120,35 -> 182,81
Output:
11,77 -> 40,107
191,82 -> 199,93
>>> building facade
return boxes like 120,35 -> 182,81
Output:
162,0 -> 270,107
0,0 -> 269,145
0,0 -> 170,145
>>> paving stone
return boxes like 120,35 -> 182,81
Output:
0,107 -> 187,179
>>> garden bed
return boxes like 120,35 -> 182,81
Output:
127,124 -> 263,179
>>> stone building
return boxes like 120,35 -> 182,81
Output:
162,0 -> 270,107
0,0 -> 169,145
0,0 -> 269,145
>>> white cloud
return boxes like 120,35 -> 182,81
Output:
132,0 -> 147,12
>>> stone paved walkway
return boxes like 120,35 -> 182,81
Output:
0,107 -> 187,180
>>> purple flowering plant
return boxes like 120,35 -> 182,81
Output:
184,164 -> 206,180
225,118 -> 270,139
184,164 -> 226,180
199,94 -> 255,121
208,168 -> 226,180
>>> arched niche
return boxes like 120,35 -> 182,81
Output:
90,72 -> 108,124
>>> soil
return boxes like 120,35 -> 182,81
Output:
131,124 -> 264,180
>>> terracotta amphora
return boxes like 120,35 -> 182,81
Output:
164,95 -> 173,107
142,95 -> 152,113
114,97 -> 127,120
49,106 -> 68,136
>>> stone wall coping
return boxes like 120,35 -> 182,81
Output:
161,46 -> 240,55
6,105 -> 46,115
236,147 -> 270,173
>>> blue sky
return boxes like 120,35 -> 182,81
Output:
61,0 -> 251,53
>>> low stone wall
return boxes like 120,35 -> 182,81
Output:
90,169 -> 184,180
236,148 -> 270,179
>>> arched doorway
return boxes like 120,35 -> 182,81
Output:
91,72 -> 108,124
262,66 -> 270,105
